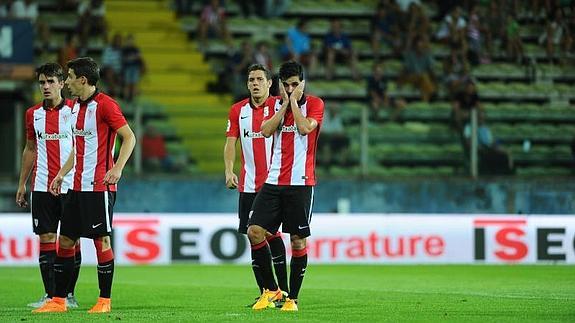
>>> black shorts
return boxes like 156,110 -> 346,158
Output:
60,190 -> 116,240
248,184 -> 314,238
30,191 -> 66,235
238,192 -> 257,234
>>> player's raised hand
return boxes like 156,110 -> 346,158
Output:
16,185 -> 28,208
225,171 -> 238,189
50,175 -> 63,196
103,166 -> 122,186
279,82 -> 289,103
291,80 -> 305,102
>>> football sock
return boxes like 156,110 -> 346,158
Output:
67,243 -> 82,295
250,240 -> 278,291
54,245 -> 75,298
39,242 -> 57,297
251,259 -> 265,294
94,238 -> 114,298
267,232 -> 288,293
288,247 -> 308,300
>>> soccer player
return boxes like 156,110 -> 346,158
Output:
247,61 -> 324,311
224,64 -> 288,304
16,62 -> 81,309
33,57 -> 136,314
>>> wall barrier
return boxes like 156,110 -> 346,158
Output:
0,214 -> 573,265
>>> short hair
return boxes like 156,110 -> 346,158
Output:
67,57 -> 100,86
279,61 -> 304,82
247,64 -> 271,80
36,63 -> 65,82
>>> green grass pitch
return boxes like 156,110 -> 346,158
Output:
0,265 -> 573,322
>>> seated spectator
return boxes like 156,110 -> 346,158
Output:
142,124 -> 179,173
484,1 -> 506,58
367,62 -> 406,122
466,4 -> 483,65
539,8 -> 573,63
399,36 -> 436,102
101,33 -> 123,98
197,0 -> 232,50
317,102 -> 350,169
323,19 -> 359,80
76,0 -> 107,46
371,3 -> 400,59
122,34 -> 144,102
505,13 -> 524,63
280,19 -> 317,72
435,6 -> 466,43
451,80 -> 513,174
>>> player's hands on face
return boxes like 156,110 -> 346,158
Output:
103,166 -> 122,186
16,185 -> 28,208
291,80 -> 305,102
225,171 -> 238,189
49,175 -> 63,196
279,82 -> 289,103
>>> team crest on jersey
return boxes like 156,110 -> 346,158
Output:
264,106 -> 269,117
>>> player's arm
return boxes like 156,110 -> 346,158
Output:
103,124 -> 136,185
261,101 -> 288,138
16,139 -> 36,207
290,80 -> 318,135
224,137 -> 239,189
50,147 -> 75,196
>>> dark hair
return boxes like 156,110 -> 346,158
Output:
247,64 -> 271,80
67,57 -> 100,86
36,63 -> 65,81
279,60 -> 304,82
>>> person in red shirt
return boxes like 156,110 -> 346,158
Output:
34,57 -> 136,314
224,64 -> 288,305
247,61 -> 324,311
16,62 -> 81,309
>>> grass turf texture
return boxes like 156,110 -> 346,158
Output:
0,265 -> 573,322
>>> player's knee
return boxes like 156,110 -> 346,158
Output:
39,232 -> 57,243
290,235 -> 306,250
247,225 -> 266,244
94,236 -> 112,251
59,235 -> 76,249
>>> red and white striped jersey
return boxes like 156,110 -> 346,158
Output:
265,95 -> 324,186
26,100 -> 75,192
71,91 -> 127,192
226,97 -> 274,193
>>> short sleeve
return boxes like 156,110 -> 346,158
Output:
102,99 -> 127,130
226,104 -> 240,137
25,108 -> 35,140
262,96 -> 279,122
307,97 -> 324,126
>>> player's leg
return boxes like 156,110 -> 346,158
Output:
29,192 -> 63,308
266,231 -> 288,294
247,184 -> 283,309
65,240 -> 82,308
239,193 -> 264,294
280,185 -> 314,311
84,191 -> 116,313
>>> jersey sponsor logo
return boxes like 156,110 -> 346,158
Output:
36,131 -> 69,140
281,125 -> 298,133
243,129 -> 264,138
73,129 -> 94,137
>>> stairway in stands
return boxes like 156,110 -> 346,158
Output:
105,0 -> 231,173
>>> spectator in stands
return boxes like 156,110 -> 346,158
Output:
539,8 -> 573,63
505,13 -> 524,63
280,19 -> 317,72
370,3 -> 400,59
122,34 -> 144,102
405,3 -> 430,50
367,61 -> 406,122
483,1 -> 506,59
58,33 -> 83,71
323,19 -> 359,80
435,6 -> 466,44
10,0 -> 37,22
466,4 -> 483,65
442,48 -> 470,99
197,0 -> 232,51
399,36 -> 436,102
101,33 -> 123,98
253,40 -> 273,71
228,40 -> 254,101
76,0 -> 107,46
142,124 -> 178,173
317,102 -> 350,170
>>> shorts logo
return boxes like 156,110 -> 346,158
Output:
298,225 -> 309,230
92,223 -> 103,229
